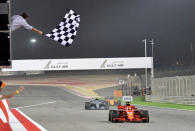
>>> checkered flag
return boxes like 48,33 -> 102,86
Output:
45,10 -> 80,47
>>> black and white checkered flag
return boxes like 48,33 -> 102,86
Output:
45,10 -> 80,47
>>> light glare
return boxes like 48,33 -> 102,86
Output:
31,39 -> 37,43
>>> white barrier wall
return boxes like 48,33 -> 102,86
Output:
146,75 -> 195,105
3,57 -> 152,71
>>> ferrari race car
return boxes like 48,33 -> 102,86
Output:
85,98 -> 109,110
109,102 -> 149,123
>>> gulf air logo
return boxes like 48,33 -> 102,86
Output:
44,61 -> 52,69
100,59 -> 108,68
44,61 -> 69,69
100,59 -> 124,68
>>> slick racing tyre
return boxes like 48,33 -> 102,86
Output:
109,110 -> 114,121
141,110 -> 149,123
85,102 -> 90,110
111,110 -> 119,123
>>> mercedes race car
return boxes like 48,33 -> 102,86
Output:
109,102 -> 149,123
85,98 -> 109,110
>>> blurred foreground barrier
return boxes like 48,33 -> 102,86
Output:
0,99 -> 47,131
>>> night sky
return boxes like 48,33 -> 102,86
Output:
11,0 -> 195,67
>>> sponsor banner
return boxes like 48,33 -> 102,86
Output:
122,96 -> 133,102
2,57 -> 152,71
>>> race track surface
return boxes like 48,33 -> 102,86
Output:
2,85 -> 195,131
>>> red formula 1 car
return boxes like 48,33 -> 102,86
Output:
109,103 -> 149,123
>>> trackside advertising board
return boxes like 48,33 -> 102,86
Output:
2,57 -> 152,71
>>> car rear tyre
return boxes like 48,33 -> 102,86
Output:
85,102 -> 90,110
109,110 -> 113,121
111,110 -> 119,123
141,110 -> 149,123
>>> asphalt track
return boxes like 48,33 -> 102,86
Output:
2,84 -> 194,131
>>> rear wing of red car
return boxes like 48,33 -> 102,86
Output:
117,105 -> 136,110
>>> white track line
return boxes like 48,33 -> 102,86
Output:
15,101 -> 56,109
